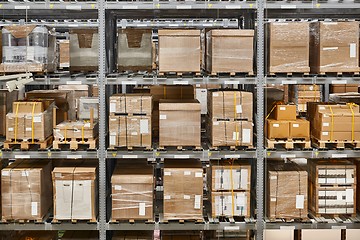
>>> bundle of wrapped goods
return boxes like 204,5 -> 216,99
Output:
77,97 -> 99,120
158,30 -> 201,74
289,85 -> 321,112
58,85 -> 92,118
70,28 -> 98,72
163,159 -> 203,221
52,165 -> 98,222
267,162 -> 308,220
330,84 -> 359,93
0,90 -> 18,137
109,93 -> 152,149
117,29 -> 153,72
267,21 -> 310,75
0,25 -> 56,73
58,39 -> 70,70
208,90 -> 253,149
1,160 -> 52,222
206,29 -> 254,75
308,159 -> 356,217
310,21 -> 360,74
208,160 -> 251,218
111,160 -> 154,222
61,231 -> 99,239
159,99 -> 201,149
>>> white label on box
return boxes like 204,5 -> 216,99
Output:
233,132 -> 239,141
194,195 -> 201,209
309,86 -> 314,91
164,195 -> 171,200
346,189 -> 354,203
293,124 -> 299,128
279,107 -> 286,111
2,171 -> 9,176
164,172 -> 171,176
323,122 -> 330,127
110,135 -> 116,145
240,169 -> 248,190
242,129 -> 251,143
55,173 -> 61,178
160,115 -> 167,120
213,121 -> 219,126
31,202 -> 38,216
184,171 -> 191,176
114,185 -> 122,191
110,103 -> 116,113
131,132 -> 138,136
26,127 -> 32,132
33,116 -> 41,123
8,128 -> 13,132
184,195 -> 191,200
213,93 -> 219,97
22,171 -> 29,177
139,202 -> 146,216
337,192 -> 343,201
273,124 -> 280,128
323,132 -> 329,136
270,176 -> 277,180
84,123 -> 90,128
319,106 -> 326,110
323,47 -> 339,51
236,105 -> 243,113
140,119 -> 149,134
195,172 -> 203,178
296,195 -> 304,209
271,198 -> 277,202
237,194 -> 246,206
350,43 -> 357,58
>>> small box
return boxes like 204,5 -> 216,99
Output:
266,119 -> 289,139
272,105 -> 297,120
78,97 -> 99,120
289,119 -> 310,139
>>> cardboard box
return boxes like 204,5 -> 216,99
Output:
112,231 -> 153,240
70,28 -> 98,72
266,119 -> 290,139
158,29 -> 201,73
54,120 -> 99,140
206,29 -> 254,74
310,21 -> 360,74
109,94 -> 152,115
1,160 -> 52,221
0,90 -> 18,136
301,229 -> 341,240
58,84 -> 91,117
331,84 -> 359,93
163,159 -> 203,220
78,97 -> 98,120
347,229 -> 360,240
111,160 -> 154,220
61,231 -> 99,239
208,90 -> 253,120
271,104 -> 297,120
289,119 -> 310,139
109,115 -> 151,148
264,230 -> 294,240
267,162 -> 308,219
268,22 -> 310,74
118,29 -> 152,72
208,120 -> 253,147
159,99 -> 201,147
59,39 -> 70,69
211,191 -> 250,218
52,166 -> 97,221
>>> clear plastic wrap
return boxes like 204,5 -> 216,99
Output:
58,84 -> 91,118
209,120 -> 253,147
78,97 -> 99,120
1,160 -> 52,221
109,93 -> 152,115
211,192 -> 250,218
54,120 -> 99,140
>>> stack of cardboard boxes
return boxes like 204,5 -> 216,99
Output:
58,39 -> 70,70
289,85 -> 321,112
109,93 -> 152,149
0,90 -> 18,137
208,161 -> 251,218
331,84 -> 359,93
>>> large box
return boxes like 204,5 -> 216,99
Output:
1,160 -> 52,221
61,231 -> 99,239
163,159 -> 203,221
211,191 -> 250,218
70,29 -> 98,72
158,29 -> 201,73
54,120 -> 99,140
52,166 -> 97,221
0,25 -> 56,73
159,99 -> 201,147
109,94 -> 152,115
206,29 -> 254,74
111,160 -> 154,221
0,90 -> 18,136
268,22 -> 310,74
59,39 -> 70,69
267,162 -> 308,219
310,21 -> 360,74
118,29 -> 153,72
266,119 -> 289,139
270,104 -> 297,120
78,97 -> 99,120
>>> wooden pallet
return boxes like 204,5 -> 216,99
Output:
268,72 -> 310,78
109,219 -> 154,224
266,217 -> 311,223
3,136 -> 53,150
209,71 -> 255,77
0,218 -> 45,224
266,138 -> 311,149
51,218 -> 97,224
109,112 -> 149,117
108,146 -> 153,151
161,218 -> 204,224
209,145 -> 255,151
311,137 -> 360,149
158,72 -> 202,77
317,72 -> 360,78
53,137 -> 98,150
158,146 -> 203,151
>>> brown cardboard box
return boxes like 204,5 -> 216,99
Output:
158,30 -> 201,73
208,90 -> 253,120
0,90 -> 18,136
209,120 -> 253,147
267,162 -> 308,219
163,159 -> 203,220
92,84 -> 98,97
268,22 -> 310,74
159,99 -> 201,147
206,29 -> 254,74
109,115 -> 151,148
266,119 -> 289,139
271,104 -> 297,120
289,119 -> 310,139
59,39 -> 70,69
61,231 -> 99,239
331,84 -> 359,93
118,29 -> 152,72
1,160 -> 52,221
310,21 -> 360,74
54,120 -> 99,140
109,94 -> 152,115
70,28 -> 98,72
52,166 -> 97,221
15,231 -> 58,240
111,160 -> 154,220
211,191 -> 250,218
112,231 -> 153,240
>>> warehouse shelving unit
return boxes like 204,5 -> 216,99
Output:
0,1 -> 359,240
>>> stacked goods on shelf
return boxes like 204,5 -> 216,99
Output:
163,159 -> 203,221
0,90 -> 18,136
61,231 -> 99,239
77,97 -> 99,120
58,39 -> 70,70
14,231 -> 58,240
194,84 -> 221,115
308,159 -> 356,217
267,162 -> 308,220
330,84 -> 359,93
208,160 -> 251,218
0,25 -> 56,73
310,21 -> 360,74
112,231 -> 153,240
208,90 -> 253,149
1,160 -> 52,222
266,104 -> 311,149
330,93 -> 360,106
52,164 -> 98,222
206,29 -> 254,75
109,93 -> 152,149
111,160 -> 154,222
307,103 -> 360,148
267,21 -> 310,75
159,99 -> 201,149
289,85 -> 321,112
158,30 -> 201,74
92,84 -> 99,97
58,84 -> 92,118
117,29 -> 153,72
5,100 -> 55,149
70,28 -> 98,72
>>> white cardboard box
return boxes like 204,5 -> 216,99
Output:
264,229 -> 294,240
346,229 -> 360,240
302,229 -> 341,240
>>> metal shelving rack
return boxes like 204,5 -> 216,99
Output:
0,1 -> 359,240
